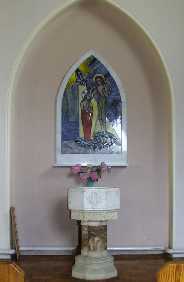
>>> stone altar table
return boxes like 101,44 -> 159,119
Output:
68,186 -> 120,280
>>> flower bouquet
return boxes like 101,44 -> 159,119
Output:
71,162 -> 110,187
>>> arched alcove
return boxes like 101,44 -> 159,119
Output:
10,0 -> 172,250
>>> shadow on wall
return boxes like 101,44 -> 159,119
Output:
52,196 -> 77,247
38,167 -> 78,247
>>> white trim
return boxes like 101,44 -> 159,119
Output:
0,249 -> 15,254
0,255 -> 11,260
20,246 -> 165,256
167,248 -> 184,258
15,247 -> 184,257
109,247 -> 165,255
0,248 -> 15,259
55,50 -> 127,167
0,96 -> 10,251
20,246 -> 75,256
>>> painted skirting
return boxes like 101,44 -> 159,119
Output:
167,248 -> 184,258
20,246 -> 75,256
2,247 -> 184,258
0,255 -> 11,259
109,247 -> 165,255
0,249 -> 15,259
19,246 -> 165,256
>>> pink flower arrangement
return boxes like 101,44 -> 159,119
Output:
71,164 -> 81,174
70,162 -> 110,186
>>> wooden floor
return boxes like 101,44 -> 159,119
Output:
17,254 -> 173,282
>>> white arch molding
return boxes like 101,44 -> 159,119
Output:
1,0 -> 176,257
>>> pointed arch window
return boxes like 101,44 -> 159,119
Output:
55,51 -> 127,166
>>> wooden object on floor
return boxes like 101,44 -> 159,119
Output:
10,207 -> 20,261
0,262 -> 24,282
157,262 -> 184,282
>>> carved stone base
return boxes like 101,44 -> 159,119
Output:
72,254 -> 117,280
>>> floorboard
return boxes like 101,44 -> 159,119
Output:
18,254 -> 172,282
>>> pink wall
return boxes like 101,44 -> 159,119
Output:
10,1 -> 171,248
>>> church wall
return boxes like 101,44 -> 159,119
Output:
10,1 -> 170,249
